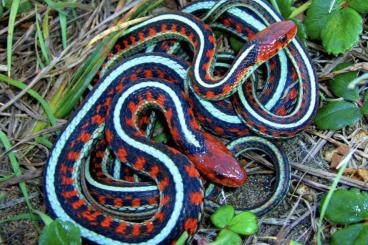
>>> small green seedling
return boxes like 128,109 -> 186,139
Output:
208,205 -> 258,245
322,189 -> 368,245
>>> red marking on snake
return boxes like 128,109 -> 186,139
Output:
77,131 -> 91,143
67,151 -> 80,161
62,190 -> 78,199
71,199 -> 85,209
161,24 -> 167,33
132,198 -> 141,207
115,222 -> 127,234
61,176 -> 74,185
132,224 -> 141,236
185,165 -> 199,177
149,27 -> 157,36
145,221 -> 154,233
159,177 -> 170,191
100,216 -> 113,228
92,114 -> 104,124
117,148 -> 128,162
138,32 -> 145,42
134,157 -> 146,170
170,24 -> 177,32
190,192 -> 203,205
184,218 -> 198,234
155,212 -> 165,222
149,165 -> 159,178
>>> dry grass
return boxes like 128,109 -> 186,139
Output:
0,0 -> 367,244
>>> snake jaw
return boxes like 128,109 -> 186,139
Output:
251,20 -> 297,62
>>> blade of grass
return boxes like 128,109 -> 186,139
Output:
0,174 -> 15,183
42,9 -> 50,39
7,0 -> 21,77
36,9 -> 50,64
0,213 -> 41,224
0,131 -> 36,227
59,12 -> 67,49
0,74 -> 57,126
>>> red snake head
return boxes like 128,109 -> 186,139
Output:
188,133 -> 247,188
250,20 -> 297,61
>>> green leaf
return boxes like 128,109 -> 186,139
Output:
323,189 -> 368,224
362,93 -> 368,115
210,205 -> 235,229
292,18 -> 307,47
304,0 -> 344,40
276,0 -> 294,18
38,219 -> 81,245
321,7 -> 363,55
228,211 -> 258,235
315,101 -> 362,130
328,63 -> 359,101
208,229 -> 242,245
349,0 -> 368,13
331,223 -> 368,245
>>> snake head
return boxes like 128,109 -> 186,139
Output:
250,20 -> 297,61
188,133 -> 247,188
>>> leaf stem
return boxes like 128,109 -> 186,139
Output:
316,147 -> 357,245
288,0 -> 312,19
270,0 -> 281,14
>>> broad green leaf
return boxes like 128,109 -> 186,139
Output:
349,0 -> 368,13
323,189 -> 368,224
331,223 -> 368,245
38,219 -> 81,245
315,101 -> 362,130
328,63 -> 359,101
362,93 -> 368,115
208,229 -> 242,245
210,205 -> 235,229
276,0 -> 294,18
321,7 -> 363,55
228,212 -> 258,235
304,0 -> 344,40
292,18 -> 307,47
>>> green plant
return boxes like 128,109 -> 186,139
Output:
314,64 -> 367,130
208,205 -> 258,245
272,0 -> 366,55
321,189 -> 368,245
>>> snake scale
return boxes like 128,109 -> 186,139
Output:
44,0 -> 318,244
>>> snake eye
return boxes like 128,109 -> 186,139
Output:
279,35 -> 288,43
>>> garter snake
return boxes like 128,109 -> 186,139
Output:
44,0 -> 317,244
